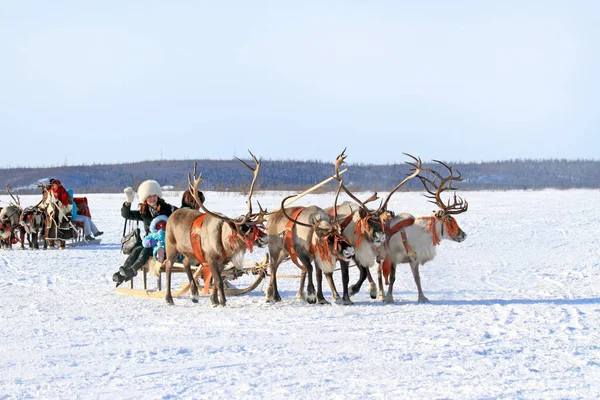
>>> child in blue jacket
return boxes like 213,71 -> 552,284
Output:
143,215 -> 168,262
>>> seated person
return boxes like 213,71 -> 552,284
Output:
47,179 -> 72,219
142,215 -> 168,262
113,180 -> 177,286
67,189 -> 103,241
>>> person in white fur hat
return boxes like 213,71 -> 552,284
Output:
113,180 -> 177,286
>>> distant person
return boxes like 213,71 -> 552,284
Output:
67,189 -> 103,241
112,180 -> 177,286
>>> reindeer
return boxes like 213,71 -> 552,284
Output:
378,160 -> 468,303
265,181 -> 355,305
164,153 -> 268,306
324,149 -> 422,304
0,186 -> 25,250
19,206 -> 47,249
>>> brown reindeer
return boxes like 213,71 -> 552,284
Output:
19,206 -> 47,249
164,153 -> 268,306
265,181 -> 355,304
325,149 -> 422,303
378,160 -> 469,303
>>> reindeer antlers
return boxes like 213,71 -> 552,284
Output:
6,185 -> 21,208
419,160 -> 468,215
187,151 -> 266,227
333,148 -> 379,211
377,153 -> 422,213
236,150 -> 264,225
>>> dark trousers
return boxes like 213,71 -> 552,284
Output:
124,246 -> 153,271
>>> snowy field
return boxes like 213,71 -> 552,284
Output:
1,190 -> 599,399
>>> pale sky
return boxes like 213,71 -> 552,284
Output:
1,1 -> 598,168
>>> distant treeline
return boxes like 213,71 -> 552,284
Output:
0,158 -> 599,194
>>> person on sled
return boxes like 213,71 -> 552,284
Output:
142,215 -> 168,263
112,180 -> 177,286
67,189 -> 103,241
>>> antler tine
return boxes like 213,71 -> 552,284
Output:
188,163 -> 233,222
363,192 -> 379,205
251,201 -> 268,225
378,153 -> 422,213
418,159 -> 467,214
236,150 -> 262,226
187,163 -> 205,210
332,148 -> 373,212
6,185 -> 21,207
445,192 -> 469,215
332,178 -> 344,231
335,148 -> 347,179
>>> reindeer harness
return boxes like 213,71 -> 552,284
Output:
190,214 -> 228,294
381,216 -> 415,285
284,208 -> 308,271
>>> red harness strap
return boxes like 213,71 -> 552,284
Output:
191,214 -> 228,294
382,217 -> 416,284
284,207 -> 308,272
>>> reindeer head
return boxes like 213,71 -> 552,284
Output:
310,214 -> 355,263
419,160 -> 468,243
0,218 -> 11,239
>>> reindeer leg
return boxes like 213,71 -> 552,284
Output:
350,263 -> 368,297
364,266 -> 378,299
266,250 -> 285,303
384,262 -> 396,304
182,258 -> 199,303
296,271 -> 306,300
299,255 -> 316,304
19,227 -> 25,249
339,259 -> 353,305
325,273 -> 339,303
410,260 -> 429,303
164,259 -> 175,305
376,261 -> 385,300
210,263 -> 226,307
315,267 -> 329,305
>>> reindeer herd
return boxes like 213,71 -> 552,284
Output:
162,149 -> 469,307
0,184 -> 78,251
0,150 -> 468,307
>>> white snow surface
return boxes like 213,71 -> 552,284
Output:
1,190 -> 599,399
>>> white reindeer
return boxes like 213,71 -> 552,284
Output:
377,160 -> 469,303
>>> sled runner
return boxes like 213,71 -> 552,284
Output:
116,254 -> 270,298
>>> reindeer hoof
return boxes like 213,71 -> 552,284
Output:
166,298 -> 175,306
317,298 -> 330,305
418,296 -> 430,303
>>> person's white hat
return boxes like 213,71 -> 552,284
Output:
137,180 -> 162,203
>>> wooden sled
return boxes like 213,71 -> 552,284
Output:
116,254 -> 269,299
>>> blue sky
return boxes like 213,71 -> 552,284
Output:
1,1 -> 598,167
